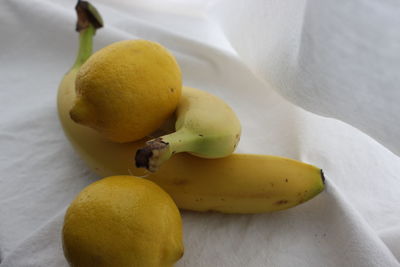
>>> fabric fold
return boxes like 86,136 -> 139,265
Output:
0,0 -> 399,266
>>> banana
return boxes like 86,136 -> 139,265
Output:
135,86 -> 241,172
57,1 -> 325,214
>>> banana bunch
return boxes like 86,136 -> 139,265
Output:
57,1 -> 325,214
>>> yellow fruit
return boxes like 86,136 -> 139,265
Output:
69,40 -> 182,143
62,176 -> 184,267
59,68 -> 325,214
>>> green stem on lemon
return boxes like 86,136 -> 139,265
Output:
72,0 -> 103,69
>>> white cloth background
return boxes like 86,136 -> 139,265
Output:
0,0 -> 399,266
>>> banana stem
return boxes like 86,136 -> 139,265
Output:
72,0 -> 103,69
161,130 -> 200,154
135,130 -> 199,172
72,26 -> 95,69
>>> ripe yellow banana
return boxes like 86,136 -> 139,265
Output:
57,1 -> 325,214
135,86 -> 241,172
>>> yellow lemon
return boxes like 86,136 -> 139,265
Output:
70,40 -> 182,143
62,175 -> 184,267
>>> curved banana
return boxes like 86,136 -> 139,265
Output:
57,1 -> 325,214
135,86 -> 241,172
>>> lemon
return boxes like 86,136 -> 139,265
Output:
62,176 -> 184,267
70,40 -> 182,143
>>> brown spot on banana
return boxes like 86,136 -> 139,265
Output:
275,200 -> 289,205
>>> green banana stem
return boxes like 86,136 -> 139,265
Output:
72,0 -> 103,69
160,130 -> 201,154
135,130 -> 199,172
72,26 -> 95,69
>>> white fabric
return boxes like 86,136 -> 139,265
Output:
0,0 -> 399,266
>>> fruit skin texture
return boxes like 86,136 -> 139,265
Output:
59,71 -> 324,213
58,67 -> 325,213
69,39 -> 182,143
135,86 -> 242,172
62,176 -> 184,267
58,20 -> 325,214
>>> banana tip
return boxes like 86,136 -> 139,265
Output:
321,169 -> 326,184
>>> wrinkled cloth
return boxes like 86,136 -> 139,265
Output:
0,0 -> 399,266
